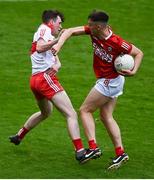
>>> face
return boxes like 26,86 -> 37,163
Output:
88,19 -> 105,37
49,16 -> 62,36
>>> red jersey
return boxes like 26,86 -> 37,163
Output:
84,26 -> 132,79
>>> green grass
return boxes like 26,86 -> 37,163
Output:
0,0 -> 154,178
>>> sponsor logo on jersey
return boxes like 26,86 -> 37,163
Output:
93,42 -> 113,63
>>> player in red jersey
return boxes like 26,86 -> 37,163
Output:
9,10 -> 100,163
52,10 -> 143,169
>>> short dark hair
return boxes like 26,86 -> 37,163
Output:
42,10 -> 64,23
88,10 -> 109,23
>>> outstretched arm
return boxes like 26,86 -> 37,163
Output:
52,26 -> 86,55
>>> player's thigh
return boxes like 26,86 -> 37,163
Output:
37,98 -> 53,115
51,91 -> 76,116
100,97 -> 117,120
80,87 -> 111,112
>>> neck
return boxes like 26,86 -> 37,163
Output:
97,27 -> 110,39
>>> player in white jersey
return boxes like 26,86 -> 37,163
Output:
31,23 -> 56,74
9,10 -> 98,163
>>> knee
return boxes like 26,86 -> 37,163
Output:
100,111 -> 112,123
66,109 -> 78,120
41,108 -> 51,119
79,105 -> 92,116
79,106 -> 85,117
100,113 -> 106,121
79,105 -> 84,114
80,104 -> 88,114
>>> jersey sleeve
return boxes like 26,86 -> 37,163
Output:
39,28 -> 54,42
84,25 -> 91,34
34,25 -> 54,42
118,38 -> 132,54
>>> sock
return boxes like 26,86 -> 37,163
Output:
17,127 -> 29,140
88,139 -> 97,149
115,146 -> 124,156
72,138 -> 84,152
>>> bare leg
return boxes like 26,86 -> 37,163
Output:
24,98 -> 53,130
100,98 -> 123,149
101,98 -> 129,170
80,87 -> 110,142
51,91 -> 80,140
9,98 -> 53,144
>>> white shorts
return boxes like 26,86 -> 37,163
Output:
94,75 -> 125,98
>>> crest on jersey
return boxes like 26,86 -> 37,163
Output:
108,46 -> 112,52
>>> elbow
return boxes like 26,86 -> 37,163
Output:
139,49 -> 144,59
141,50 -> 144,58
135,48 -> 144,59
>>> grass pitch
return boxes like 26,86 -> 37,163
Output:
0,0 -> 154,178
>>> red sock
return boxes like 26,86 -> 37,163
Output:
88,139 -> 97,149
17,127 -> 29,140
115,146 -> 124,156
72,138 -> 84,152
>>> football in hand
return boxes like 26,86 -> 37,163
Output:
114,54 -> 134,71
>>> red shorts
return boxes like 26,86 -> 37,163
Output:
30,72 -> 64,100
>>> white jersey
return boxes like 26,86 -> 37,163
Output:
30,24 -> 56,75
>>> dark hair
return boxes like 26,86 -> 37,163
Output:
42,10 -> 64,23
88,10 -> 109,23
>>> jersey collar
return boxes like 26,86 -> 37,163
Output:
104,29 -> 113,40
43,23 -> 53,32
